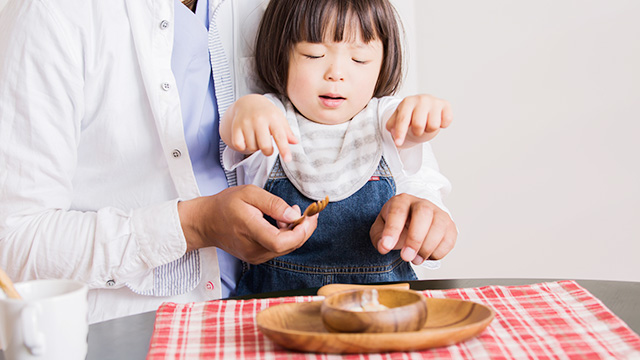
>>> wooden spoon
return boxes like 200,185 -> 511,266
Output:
290,196 -> 329,228
0,267 -> 22,299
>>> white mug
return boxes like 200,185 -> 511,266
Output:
0,279 -> 88,360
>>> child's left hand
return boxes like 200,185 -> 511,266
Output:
220,94 -> 298,162
385,94 -> 453,148
369,193 -> 457,265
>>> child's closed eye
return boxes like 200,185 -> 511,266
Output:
303,54 -> 324,59
352,58 -> 369,64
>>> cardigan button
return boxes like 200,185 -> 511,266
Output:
172,149 -> 182,158
159,20 -> 170,29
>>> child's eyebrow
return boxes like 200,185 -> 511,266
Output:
339,40 -> 369,48
347,41 -> 379,50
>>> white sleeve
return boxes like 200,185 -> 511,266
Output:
0,2 -> 185,291
377,97 -> 452,216
221,94 -> 286,188
222,147 -> 278,189
392,143 -> 452,216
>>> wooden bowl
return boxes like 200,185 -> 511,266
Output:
321,288 -> 428,333
257,298 -> 495,353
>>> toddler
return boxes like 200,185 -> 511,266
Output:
221,0 -> 456,295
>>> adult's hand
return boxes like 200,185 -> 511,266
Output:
370,193 -> 457,265
178,185 -> 317,264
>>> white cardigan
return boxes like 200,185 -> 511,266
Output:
0,0 -> 267,323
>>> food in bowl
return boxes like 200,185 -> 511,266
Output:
321,288 -> 428,333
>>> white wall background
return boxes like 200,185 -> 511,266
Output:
411,0 -> 640,282
1,0 -> 637,282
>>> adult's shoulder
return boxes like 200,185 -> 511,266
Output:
2,0 -> 135,43
0,0 -> 95,64
27,0 -> 111,27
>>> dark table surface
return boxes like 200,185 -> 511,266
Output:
2,279 -> 639,359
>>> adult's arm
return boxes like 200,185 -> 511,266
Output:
0,1 -> 185,291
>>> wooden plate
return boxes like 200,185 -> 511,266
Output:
257,298 -> 494,353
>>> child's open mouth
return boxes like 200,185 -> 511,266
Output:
319,95 -> 345,108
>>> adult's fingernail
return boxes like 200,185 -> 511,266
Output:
284,207 -> 298,222
381,236 -> 394,251
412,255 -> 425,265
401,247 -> 417,262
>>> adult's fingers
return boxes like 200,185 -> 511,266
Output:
276,204 -> 301,228
370,214 -> 393,254
428,221 -> 457,260
398,201 -> 433,262
400,204 -> 435,263
239,187 -> 316,258
411,214 -> 445,265
240,186 -> 298,223
249,216 -> 314,257
375,194 -> 412,254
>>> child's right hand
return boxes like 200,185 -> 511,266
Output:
385,94 -> 453,148
220,94 -> 298,162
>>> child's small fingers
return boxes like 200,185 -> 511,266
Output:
426,99 -> 450,133
441,101 -> 453,128
410,103 -> 429,137
256,123 -> 274,156
424,108 -> 442,134
385,112 -> 398,131
272,129 -> 292,162
392,108 -> 412,146
241,128 -> 258,153
232,127 -> 247,151
285,125 -> 299,145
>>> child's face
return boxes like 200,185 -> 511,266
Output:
286,29 -> 383,125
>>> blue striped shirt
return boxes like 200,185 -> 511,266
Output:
171,0 -> 240,298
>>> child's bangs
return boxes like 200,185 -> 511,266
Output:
255,0 -> 403,97
295,1 -> 380,44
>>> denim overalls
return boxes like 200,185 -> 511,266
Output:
235,156 -> 417,296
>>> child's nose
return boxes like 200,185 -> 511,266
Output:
324,63 -> 345,81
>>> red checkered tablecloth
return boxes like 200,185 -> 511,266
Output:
147,281 -> 640,359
